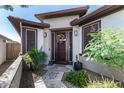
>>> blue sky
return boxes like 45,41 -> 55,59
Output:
0,5 -> 101,43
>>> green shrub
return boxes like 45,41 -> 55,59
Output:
65,70 -> 89,87
87,78 -> 119,88
83,29 -> 124,68
23,48 -> 47,71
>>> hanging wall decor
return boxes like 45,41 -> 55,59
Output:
56,34 -> 66,43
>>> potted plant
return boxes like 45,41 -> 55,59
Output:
49,60 -> 55,65
74,55 -> 83,70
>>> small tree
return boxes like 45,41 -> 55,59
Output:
83,29 -> 124,68
0,5 -> 29,11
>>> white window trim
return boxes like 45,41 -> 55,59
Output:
26,29 -> 37,52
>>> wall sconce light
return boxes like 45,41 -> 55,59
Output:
43,32 -> 47,38
74,30 -> 78,36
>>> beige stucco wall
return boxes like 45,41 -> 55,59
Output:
43,28 -> 51,64
37,29 -> 44,51
78,10 -> 124,31
44,15 -> 79,29
101,9 -> 124,30
72,26 -> 82,62
0,38 -> 6,65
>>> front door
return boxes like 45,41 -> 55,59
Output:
51,31 -> 72,64
55,32 -> 67,64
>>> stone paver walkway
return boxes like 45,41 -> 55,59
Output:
34,64 -> 73,88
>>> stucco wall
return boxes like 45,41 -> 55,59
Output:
37,28 -> 51,64
43,28 -> 51,64
0,38 -> 6,65
72,26 -> 82,62
37,29 -> 44,51
101,9 -> 124,30
44,15 -> 79,29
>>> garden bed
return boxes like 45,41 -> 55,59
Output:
19,64 -> 47,88
62,72 -> 77,88
80,56 -> 124,83
85,69 -> 123,87
62,69 -> 123,88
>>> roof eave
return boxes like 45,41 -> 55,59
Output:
71,5 -> 124,26
8,16 -> 21,35
8,16 -> 50,35
35,5 -> 89,21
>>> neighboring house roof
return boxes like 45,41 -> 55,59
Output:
8,16 -> 50,35
71,5 -> 124,26
35,6 -> 89,20
0,34 -> 12,41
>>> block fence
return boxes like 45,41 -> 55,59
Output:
0,56 -> 22,88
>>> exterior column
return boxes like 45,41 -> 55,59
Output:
20,22 -> 23,55
79,27 -> 82,54
72,25 -> 81,63
43,28 -> 51,64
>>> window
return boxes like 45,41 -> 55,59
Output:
26,29 -> 37,51
82,20 -> 101,52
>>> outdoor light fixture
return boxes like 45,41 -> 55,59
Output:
74,30 -> 78,36
44,32 -> 47,38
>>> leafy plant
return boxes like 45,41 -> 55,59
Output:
87,78 -> 119,88
0,5 -> 29,11
65,70 -> 89,87
76,55 -> 80,63
23,48 -> 47,71
83,29 -> 124,68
